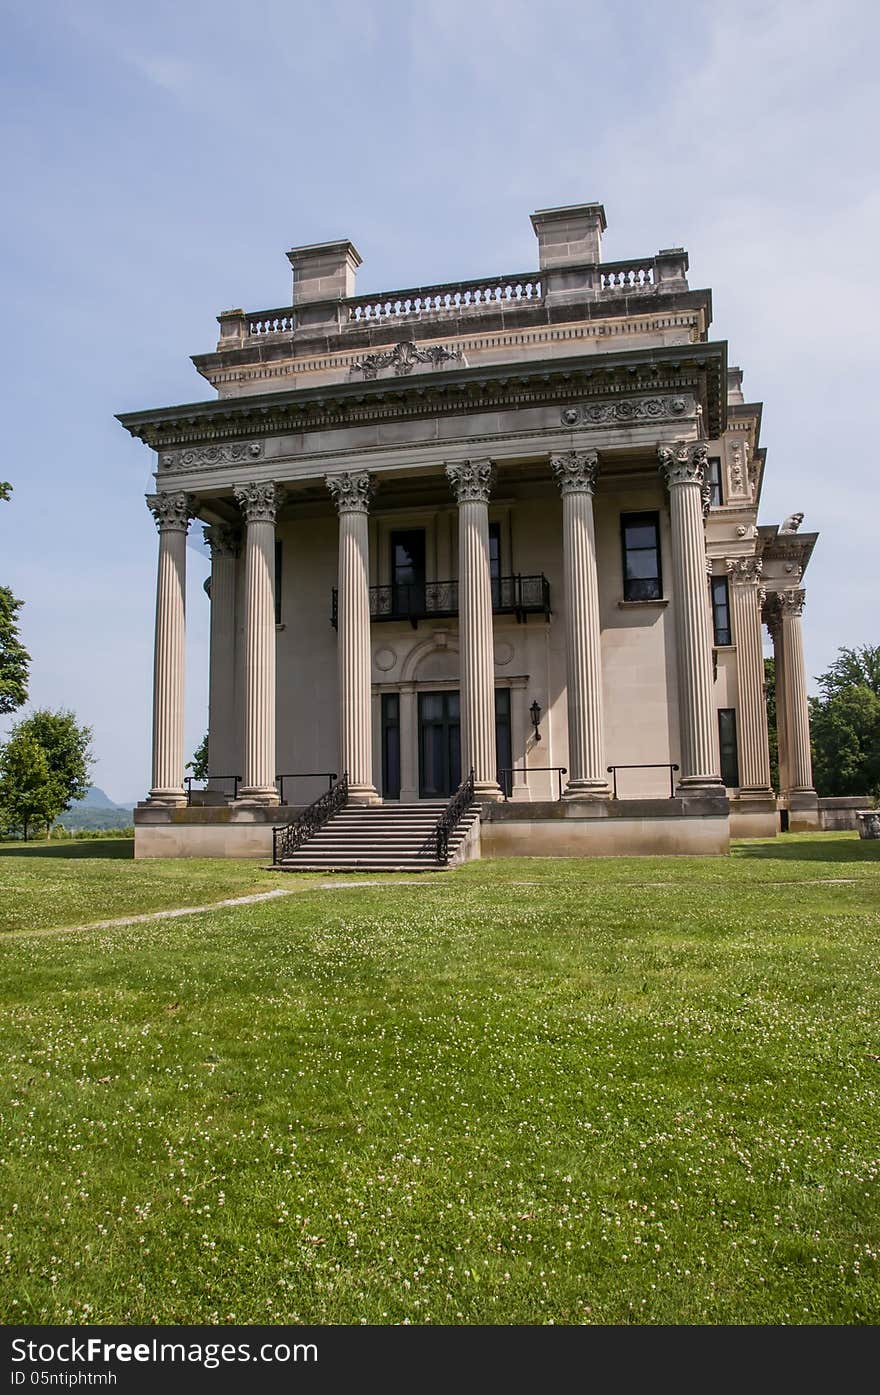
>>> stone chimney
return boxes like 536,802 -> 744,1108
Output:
286,239 -> 362,330
530,203 -> 607,268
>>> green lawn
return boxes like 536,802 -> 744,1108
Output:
1,833 -> 878,1324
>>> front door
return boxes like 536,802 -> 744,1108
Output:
419,690 -> 461,798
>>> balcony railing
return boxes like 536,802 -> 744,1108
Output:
331,574 -> 550,628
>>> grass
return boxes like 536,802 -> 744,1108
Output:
0,832 -> 878,1324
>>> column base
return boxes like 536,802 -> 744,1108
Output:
347,784 -> 382,806
474,780 -> 504,802
233,787 -> 280,808
563,780 -> 612,801
736,785 -> 776,800
675,776 -> 726,796
146,790 -> 186,808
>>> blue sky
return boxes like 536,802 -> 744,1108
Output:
1,0 -> 876,802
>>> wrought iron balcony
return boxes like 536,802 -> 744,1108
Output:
331,574 -> 550,628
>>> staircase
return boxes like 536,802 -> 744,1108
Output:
274,800 -> 481,873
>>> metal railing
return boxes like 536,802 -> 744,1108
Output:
276,771 -> 337,805
607,763 -> 680,799
331,574 -> 550,628
499,766 -> 568,801
273,773 -> 349,864
433,768 -> 476,865
184,775 -> 241,805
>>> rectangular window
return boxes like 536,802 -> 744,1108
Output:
621,512 -> 662,602
390,530 -> 426,618
489,521 -> 502,609
275,538 -> 283,625
381,693 -> 401,800
495,687 -> 512,795
711,576 -> 732,646
718,708 -> 740,788
707,456 -> 723,508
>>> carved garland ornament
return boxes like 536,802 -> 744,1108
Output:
657,441 -> 709,488
445,459 -> 495,504
233,481 -> 284,523
561,396 -> 691,427
550,449 -> 599,496
146,491 -> 196,532
160,442 -> 263,471
325,471 -> 377,515
350,341 -> 464,380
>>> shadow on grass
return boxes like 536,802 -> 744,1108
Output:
0,839 -> 134,860
735,836 -> 880,863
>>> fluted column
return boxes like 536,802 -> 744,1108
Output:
779,588 -> 816,795
204,525 -> 240,790
326,471 -> 379,804
658,442 -> 724,793
727,558 -> 773,794
765,600 -> 789,794
551,450 -> 610,797
233,482 -> 283,804
146,491 -> 195,805
446,460 -> 503,800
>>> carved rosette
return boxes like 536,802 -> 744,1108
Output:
146,492 -> 196,532
779,587 -> 806,618
726,557 -> 764,587
203,524 -> 241,559
551,450 -> 599,496
658,441 -> 709,489
325,471 -> 377,515
233,481 -> 284,524
445,459 -> 495,504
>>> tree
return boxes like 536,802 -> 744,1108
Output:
14,709 -> 94,810
186,733 -> 209,782
809,645 -> 880,799
0,586 -> 30,715
0,730 -> 61,841
0,482 -> 29,715
764,657 -> 779,792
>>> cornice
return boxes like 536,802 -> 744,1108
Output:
118,341 -> 727,450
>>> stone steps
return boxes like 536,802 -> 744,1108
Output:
275,801 -> 480,872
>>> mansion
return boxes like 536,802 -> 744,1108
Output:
119,202 -> 821,862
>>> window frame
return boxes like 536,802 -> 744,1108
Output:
711,575 -> 732,646
718,707 -> 740,788
620,511 -> 663,603
707,455 -> 723,508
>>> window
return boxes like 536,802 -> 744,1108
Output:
495,687 -> 512,794
275,539 -> 283,625
718,708 -> 739,788
390,530 -> 426,618
711,576 -> 732,646
381,693 -> 400,800
707,456 -> 723,508
489,521 -> 502,608
621,512 -> 662,601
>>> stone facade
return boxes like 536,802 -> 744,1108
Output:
121,202 -> 820,857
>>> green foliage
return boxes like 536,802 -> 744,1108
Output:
810,645 -> 880,798
186,733 -> 209,782
764,657 -> 779,791
14,708 -> 94,810
0,482 -> 11,502
0,731 -> 61,840
0,585 -> 30,716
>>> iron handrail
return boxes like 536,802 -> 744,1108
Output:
272,773 -> 349,863
331,574 -> 550,628
433,768 -> 476,865
184,775 -> 241,805
607,763 -> 680,799
275,771 -> 337,805
499,766 -> 568,801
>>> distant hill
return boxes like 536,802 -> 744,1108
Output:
80,786 -> 121,809
55,787 -> 135,831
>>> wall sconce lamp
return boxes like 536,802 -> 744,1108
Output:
530,699 -> 542,742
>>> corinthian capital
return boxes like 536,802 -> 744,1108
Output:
146,491 -> 196,533
233,481 -> 284,524
445,459 -> 495,504
551,450 -> 599,496
658,441 -> 709,489
779,587 -> 806,618
325,471 -> 377,515
203,524 -> 241,559
726,556 -> 764,586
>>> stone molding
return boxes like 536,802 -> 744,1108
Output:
233,481 -> 284,524
726,556 -> 763,586
349,340 -> 464,380
446,459 -> 495,504
658,441 -> 709,489
146,492 -> 195,532
561,395 -> 692,427
550,449 -> 599,496
325,471 -> 377,515
203,524 -> 241,558
160,442 -> 262,471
